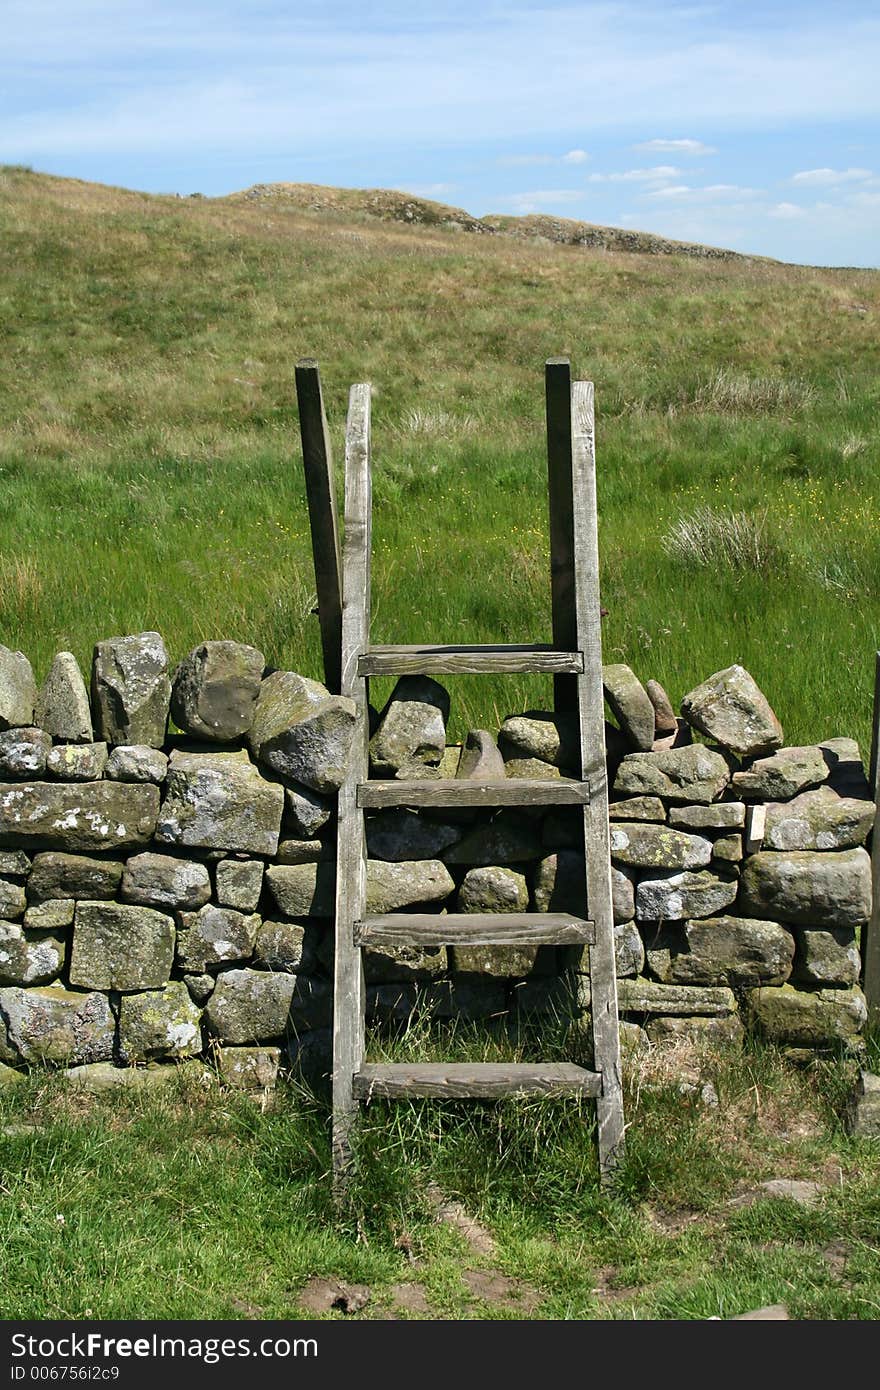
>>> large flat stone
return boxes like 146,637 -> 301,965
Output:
740,848 -> 871,927
69,901 -> 175,991
609,822 -> 712,870
614,744 -> 731,804
121,852 -> 211,911
732,745 -> 829,801
681,665 -> 783,757
617,978 -> 737,1016
0,986 -> 114,1065
0,781 -> 159,853
366,859 -> 455,913
91,631 -> 171,747
762,787 -> 875,852
265,863 -> 336,917
27,852 -> 123,903
745,983 -> 867,1044
645,916 -> 794,987
635,869 -> 738,921
155,750 -> 283,856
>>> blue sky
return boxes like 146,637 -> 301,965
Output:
2,1 -> 879,267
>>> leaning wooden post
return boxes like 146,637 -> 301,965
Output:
332,382 -> 372,1190
295,358 -> 343,695
864,650 -> 880,1020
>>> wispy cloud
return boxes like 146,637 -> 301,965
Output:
588,165 -> 683,183
635,138 -> 717,155
769,202 -> 806,219
499,149 -> 589,168
561,149 -> 589,164
791,167 -> 873,185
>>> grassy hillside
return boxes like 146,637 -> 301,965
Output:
1,166 -> 879,746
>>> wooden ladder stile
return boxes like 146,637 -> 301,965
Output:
298,358 -> 625,1187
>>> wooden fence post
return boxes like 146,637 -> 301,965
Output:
864,651 -> 880,1019
295,358 -> 343,694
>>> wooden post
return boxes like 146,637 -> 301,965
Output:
295,358 -> 343,694
864,651 -> 880,1019
332,382 -> 372,1188
545,358 -> 578,715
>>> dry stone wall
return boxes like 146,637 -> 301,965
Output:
0,635 -> 873,1093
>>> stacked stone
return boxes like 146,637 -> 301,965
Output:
0,636 -> 356,1092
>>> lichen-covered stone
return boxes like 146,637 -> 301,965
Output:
155,750 -> 283,856
457,729 -> 506,780
69,901 -> 175,991
215,1045 -> 281,1090
450,943 -> 543,978
265,863 -> 336,917
366,809 -> 461,861
793,928 -> 860,987
364,942 -> 447,983
177,905 -> 260,971
681,665 -> 783,757
24,899 -> 74,930
0,880 -> 26,919
283,782 -> 333,838
645,917 -> 794,987
740,848 -> 871,928
457,864 -> 528,913
253,920 -> 314,973
0,985 -> 114,1064
28,852 -> 123,902
0,729 -> 50,779
614,921 -> 645,977
369,675 -> 450,775
0,646 -> 36,731
276,838 -> 328,864
845,1071 -> 880,1137
0,781 -> 159,852
183,974 -> 215,1005
609,796 -> 666,822
635,869 -> 738,922
170,640 -> 265,741
609,822 -> 712,870
104,745 -> 168,784
63,1060 -> 214,1092
498,711 -> 579,769
215,858 -> 264,912
645,1014 -> 745,1047
121,852 -> 211,911
249,670 -> 356,792
732,745 -> 829,801
762,786 -> 875,852
668,803 -> 746,830
366,859 -> 454,912
204,968 -> 314,1043
443,813 -> 543,865
602,664 -> 655,751
91,631 -> 171,747
745,983 -> 867,1044
118,981 -> 203,1062
0,851 -> 30,878
0,924 -> 65,985
614,744 -> 731,804
46,742 -> 109,782
712,834 -> 743,863
617,978 -> 737,1016
35,652 -> 92,742
503,757 -> 562,780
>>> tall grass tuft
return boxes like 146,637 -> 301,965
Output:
662,505 -> 785,574
688,369 -> 815,415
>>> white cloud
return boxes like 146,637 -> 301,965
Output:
588,165 -> 683,183
769,202 -> 806,219
635,138 -> 717,155
561,149 -> 589,164
499,149 -> 590,168
791,167 -> 873,185
647,184 -> 693,198
647,182 -> 757,200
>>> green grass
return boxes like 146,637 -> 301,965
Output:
2,1037 -> 879,1320
1,166 -> 879,746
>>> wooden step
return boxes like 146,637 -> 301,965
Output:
358,777 -> 589,809
353,1062 -> 602,1100
355,912 -> 594,947
358,643 -> 584,676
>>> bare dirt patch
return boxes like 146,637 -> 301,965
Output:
298,1277 -> 371,1315
461,1267 -> 540,1314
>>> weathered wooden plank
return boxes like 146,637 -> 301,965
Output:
332,381 -> 372,1182
864,650 -> 880,1019
353,1062 -> 602,1100
357,777 -> 590,809
568,372 -> 626,1180
295,358 -> 343,694
358,643 -> 583,676
355,912 -> 595,947
545,358 -> 579,714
